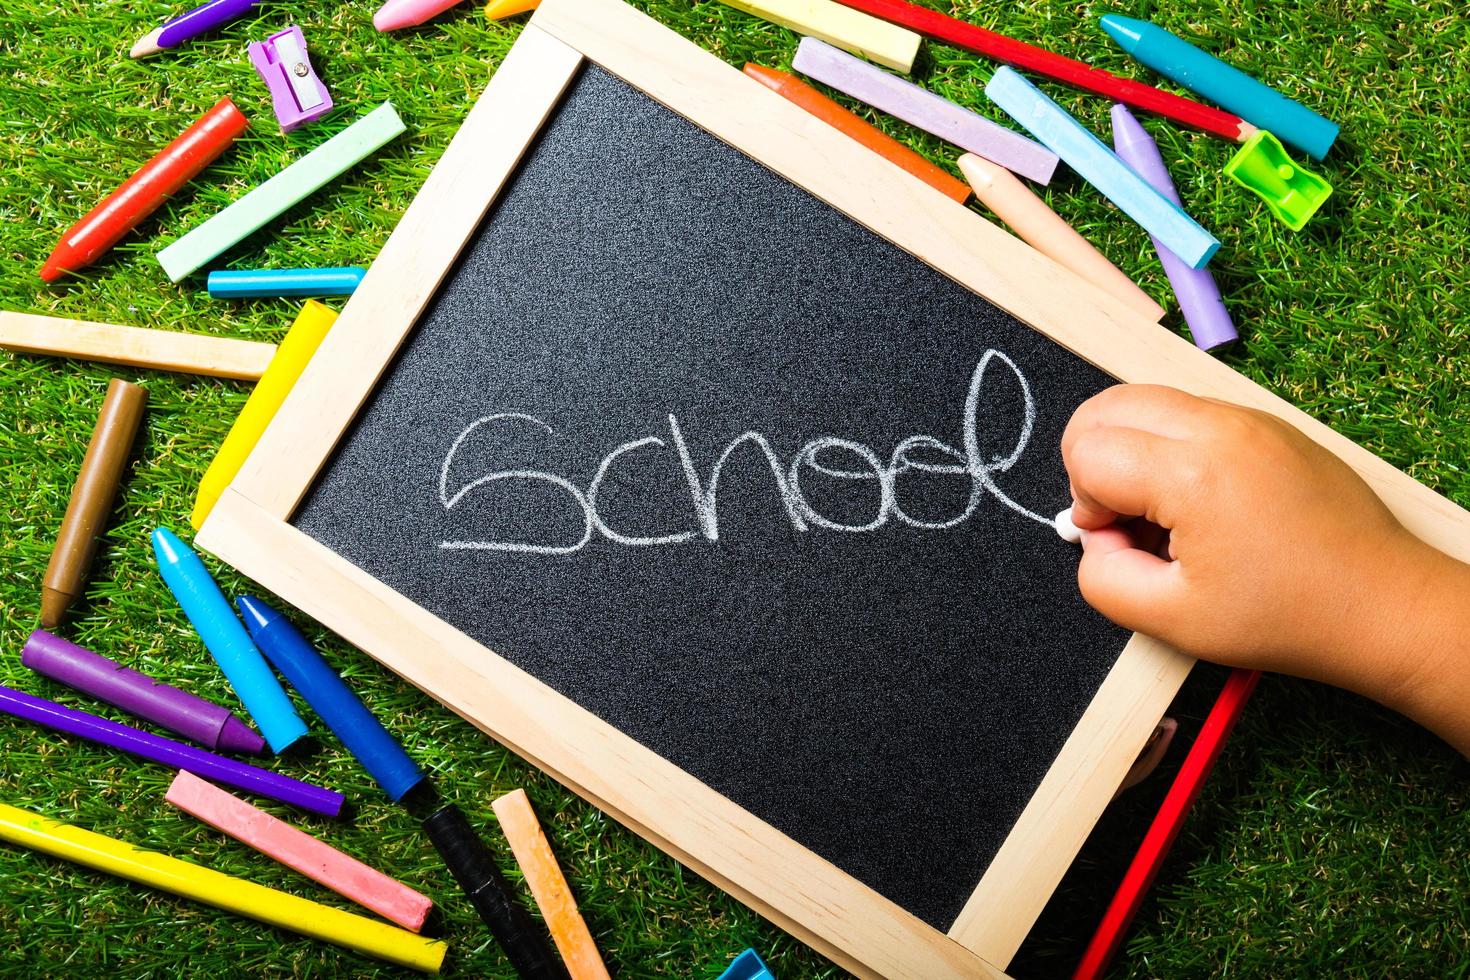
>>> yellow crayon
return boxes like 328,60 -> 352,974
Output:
190,300 -> 338,529
0,803 -> 446,973
485,0 -> 539,20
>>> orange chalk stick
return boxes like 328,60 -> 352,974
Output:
743,62 -> 970,205
166,771 -> 433,932
491,789 -> 608,980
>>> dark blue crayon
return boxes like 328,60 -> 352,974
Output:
235,596 -> 425,801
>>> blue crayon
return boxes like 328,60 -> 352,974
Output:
985,67 -> 1220,270
1100,15 -> 1338,161
152,528 -> 307,754
236,596 -> 425,801
207,267 -> 367,298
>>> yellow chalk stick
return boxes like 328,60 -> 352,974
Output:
190,300 -> 338,529
485,0 -> 539,20
717,0 -> 921,73
0,802 -> 447,973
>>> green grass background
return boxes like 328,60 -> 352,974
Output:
2,0 -> 1468,975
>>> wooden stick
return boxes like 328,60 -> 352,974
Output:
492,789 -> 610,980
0,311 -> 276,380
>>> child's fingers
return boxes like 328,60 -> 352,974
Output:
1063,425 -> 1192,529
1076,524 -> 1186,630
1062,384 -> 1216,462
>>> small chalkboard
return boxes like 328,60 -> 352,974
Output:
197,0 -> 1470,974
294,61 -> 1128,931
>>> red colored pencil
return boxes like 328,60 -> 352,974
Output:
39,97 -> 248,282
832,0 -> 1256,143
1073,668 -> 1262,980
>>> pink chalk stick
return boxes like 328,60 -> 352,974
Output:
793,36 -> 1059,184
165,771 -> 432,931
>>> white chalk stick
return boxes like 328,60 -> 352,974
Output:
1055,507 -> 1083,544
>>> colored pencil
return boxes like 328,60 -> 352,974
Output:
0,684 -> 343,816
830,0 -> 1255,143
131,0 -> 259,58
1073,668 -> 1262,979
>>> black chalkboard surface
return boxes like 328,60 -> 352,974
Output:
295,65 -> 1130,929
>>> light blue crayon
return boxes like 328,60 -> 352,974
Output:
984,67 -> 1220,270
151,527 -> 307,754
1100,15 -> 1338,161
207,267 -> 366,298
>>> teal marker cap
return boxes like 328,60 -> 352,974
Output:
1099,14 -> 1339,160
151,527 -> 308,753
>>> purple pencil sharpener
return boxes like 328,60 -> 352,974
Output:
248,25 -> 332,133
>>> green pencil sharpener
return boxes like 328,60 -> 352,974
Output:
1224,130 -> 1333,231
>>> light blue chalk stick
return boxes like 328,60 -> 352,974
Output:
207,267 -> 367,298
985,67 -> 1220,269
1100,15 -> 1338,161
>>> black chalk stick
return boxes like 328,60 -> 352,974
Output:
424,804 -> 570,980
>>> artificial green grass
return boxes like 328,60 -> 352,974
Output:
0,0 -> 1467,976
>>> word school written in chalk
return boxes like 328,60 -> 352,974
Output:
438,350 -> 1055,554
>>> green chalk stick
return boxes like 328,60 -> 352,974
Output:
157,104 -> 407,282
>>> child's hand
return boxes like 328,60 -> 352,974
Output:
1061,385 -> 1470,753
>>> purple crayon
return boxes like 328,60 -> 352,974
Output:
130,0 -> 260,59
22,630 -> 264,755
1110,104 -> 1237,350
0,685 -> 343,817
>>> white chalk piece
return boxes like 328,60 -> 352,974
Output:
1054,507 -> 1083,544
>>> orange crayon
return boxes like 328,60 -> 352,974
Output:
743,63 -> 969,205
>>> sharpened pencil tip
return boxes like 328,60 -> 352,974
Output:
130,31 -> 163,58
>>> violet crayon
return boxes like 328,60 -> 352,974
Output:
1110,104 -> 1237,350
0,685 -> 343,816
22,629 -> 264,755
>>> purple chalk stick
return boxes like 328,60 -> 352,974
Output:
0,685 -> 343,817
22,629 -> 264,755
1110,104 -> 1237,350
793,36 -> 1059,185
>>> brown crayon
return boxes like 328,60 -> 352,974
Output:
41,379 -> 147,627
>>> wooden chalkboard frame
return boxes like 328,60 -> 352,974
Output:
196,0 -> 1470,975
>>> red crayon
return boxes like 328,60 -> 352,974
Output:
39,98 -> 248,282
831,0 -> 1255,143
